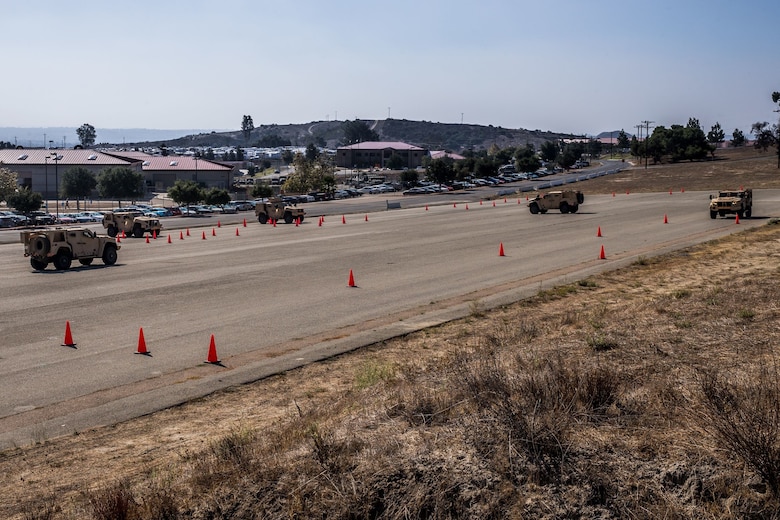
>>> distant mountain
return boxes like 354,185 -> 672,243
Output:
0,127 -> 224,148
1,120 -> 583,153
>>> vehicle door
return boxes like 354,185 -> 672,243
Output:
70,230 -> 98,257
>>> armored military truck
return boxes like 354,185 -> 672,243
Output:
255,198 -> 305,224
21,227 -> 120,271
709,189 -> 752,219
102,211 -> 163,238
528,190 -> 584,214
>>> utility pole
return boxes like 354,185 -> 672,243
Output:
641,120 -> 654,169
635,124 -> 643,164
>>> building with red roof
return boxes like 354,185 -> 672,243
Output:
336,141 -> 427,169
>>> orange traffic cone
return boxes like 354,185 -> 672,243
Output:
202,231 -> 207,240
664,214 -> 668,224
465,204 -> 469,210
479,200 -> 483,205
235,227 -> 240,236
669,189 -> 673,195
348,269 -> 357,288
499,242 -> 505,257
599,245 -> 606,260
212,228 -> 216,236
136,327 -> 149,355
318,217 -> 322,227
612,192 -> 615,197
122,230 -> 126,238
425,205 -> 429,211
681,187 -> 685,193
153,230 -> 157,239
116,236 -> 121,243
504,198 -> 507,203
186,228 -> 191,237
242,218 -> 247,227
526,195 -> 529,201
62,321 -> 76,347
273,219 -> 277,227
217,220 -> 221,228
735,214 -> 740,224
205,334 -> 220,364
342,215 -> 346,224
167,234 -> 172,243
453,203 -> 457,208
364,214 -> 368,222
145,235 -> 150,244
492,201 -> 496,207
626,189 -> 630,195
180,231 -> 184,240
597,226 -> 602,237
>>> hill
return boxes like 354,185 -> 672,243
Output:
124,119 -> 581,152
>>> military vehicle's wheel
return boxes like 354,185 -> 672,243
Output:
710,210 -> 717,219
560,201 -> 570,213
30,258 -> 47,271
576,192 -> 585,204
133,224 -> 144,238
284,212 -> 294,224
570,204 -> 579,213
32,236 -> 50,255
53,252 -> 72,270
745,207 -> 752,218
737,210 -> 744,219
106,226 -> 117,237
258,213 -> 268,224
529,202 -> 539,214
79,258 -> 94,266
102,245 -> 118,266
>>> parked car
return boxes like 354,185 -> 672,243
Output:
219,204 -> 239,214
0,215 -> 16,228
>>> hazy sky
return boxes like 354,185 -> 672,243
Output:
4,0 -> 779,136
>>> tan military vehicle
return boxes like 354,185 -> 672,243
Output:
709,189 -> 752,219
102,211 -> 163,238
255,198 -> 305,224
21,227 -> 120,271
528,189 -> 584,214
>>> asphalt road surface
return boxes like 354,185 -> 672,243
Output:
1,188 -> 777,448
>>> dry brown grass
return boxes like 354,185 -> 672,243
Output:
4,150 -> 780,519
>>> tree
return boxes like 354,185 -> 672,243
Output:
707,122 -> 725,157
617,130 -> 630,151
305,143 -> 320,161
587,138 -> 603,158
0,167 -> 18,202
6,187 -> 42,214
540,141 -> 559,163
515,145 -> 541,173
97,167 -> 145,206
400,169 -> 419,187
167,180 -> 204,209
283,153 -> 336,194
731,128 -> 746,147
386,153 -> 405,170
751,121 -> 776,152
203,187 -> 231,206
251,184 -> 273,199
241,115 -> 254,143
342,120 -> 379,144
60,167 -> 97,210
76,123 -> 96,147
426,157 -> 456,185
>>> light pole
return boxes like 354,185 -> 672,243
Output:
193,156 -> 199,184
51,152 -> 61,218
44,156 -> 49,210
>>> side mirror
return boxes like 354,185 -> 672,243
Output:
709,195 -> 713,200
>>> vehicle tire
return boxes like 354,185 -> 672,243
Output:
710,210 -> 717,219
53,252 -> 72,270
559,201 -> 570,214
30,258 -> 47,271
529,202 -> 540,214
133,224 -> 144,238
737,210 -> 744,219
570,204 -> 579,213
107,226 -> 117,237
258,213 -> 268,224
32,236 -> 50,256
284,212 -> 294,224
79,258 -> 94,266
102,245 -> 118,266
576,192 -> 584,204
745,207 -> 752,218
